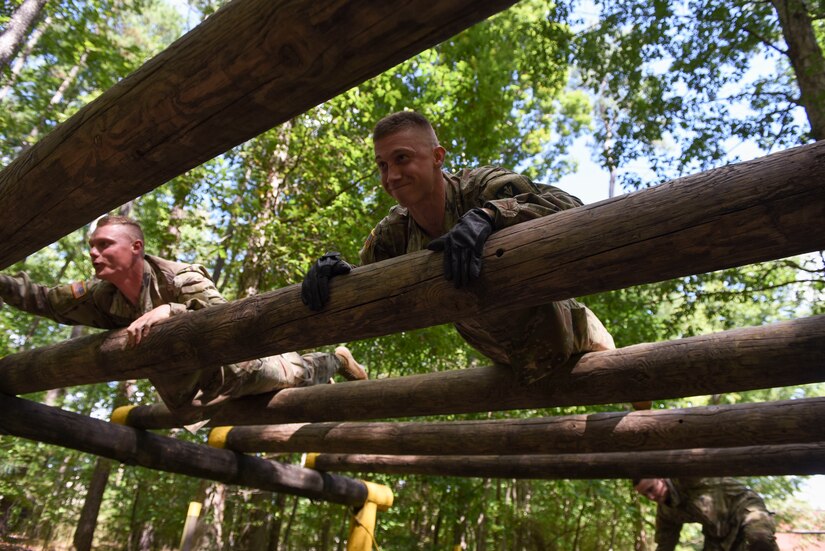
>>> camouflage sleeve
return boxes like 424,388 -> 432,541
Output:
358,212 -> 408,266
467,167 -> 584,231
0,272 -> 116,328
170,265 -> 227,313
654,507 -> 682,551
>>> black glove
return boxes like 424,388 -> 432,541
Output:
301,252 -> 353,311
426,208 -> 494,288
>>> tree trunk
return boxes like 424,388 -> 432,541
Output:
0,0 -> 48,68
237,124 -> 292,298
771,0 -> 825,140
237,490 -> 273,551
73,380 -> 135,551
267,492 -> 287,551
279,495 -> 299,550
0,13 -> 50,101
195,482 -> 226,551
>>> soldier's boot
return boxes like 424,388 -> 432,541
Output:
631,401 -> 653,410
334,346 -> 368,381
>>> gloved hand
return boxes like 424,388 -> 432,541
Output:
426,207 -> 494,288
301,252 -> 354,311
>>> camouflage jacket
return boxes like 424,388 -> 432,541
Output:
359,166 -> 610,372
0,255 -> 225,408
654,478 -> 773,551
0,255 -> 224,328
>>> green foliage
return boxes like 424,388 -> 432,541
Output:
1,0 -> 823,548
570,0 -> 821,187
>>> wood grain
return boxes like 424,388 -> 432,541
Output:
309,443 -> 825,479
0,0 -> 517,268
0,392 -> 368,506
215,397 -> 825,455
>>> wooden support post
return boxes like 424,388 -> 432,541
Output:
0,392 -> 367,506
308,442 -> 825,479
206,397 -> 825,455
0,0 -> 518,268
0,143 -> 823,397
117,316 -> 824,428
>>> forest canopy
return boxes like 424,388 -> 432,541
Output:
0,0 -> 823,548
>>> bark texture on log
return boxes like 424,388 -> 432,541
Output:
118,316 -> 824,428
0,393 -> 367,506
214,397 -> 825,455
309,443 -> 825,479
0,0 -> 517,269
0,138 -> 823,398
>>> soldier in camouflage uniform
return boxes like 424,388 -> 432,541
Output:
0,215 -> 366,413
302,111 -> 638,400
634,477 -> 779,551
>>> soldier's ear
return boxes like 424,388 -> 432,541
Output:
433,145 -> 446,167
131,239 -> 144,254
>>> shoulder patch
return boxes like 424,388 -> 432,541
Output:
70,281 -> 88,299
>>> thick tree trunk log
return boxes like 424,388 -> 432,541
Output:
308,442 -> 825,479
0,0 -> 48,68
0,0 -> 518,269
0,393 -> 367,507
211,397 -> 825,455
118,316 -> 823,428
771,0 -> 825,139
0,140 -> 823,398
72,458 -> 112,551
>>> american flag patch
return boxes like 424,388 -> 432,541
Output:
70,281 -> 87,299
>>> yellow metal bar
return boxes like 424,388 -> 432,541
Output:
346,480 -> 393,551
348,500 -> 378,551
179,500 -> 203,551
110,405 -> 137,425
304,452 -> 319,469
207,426 -> 233,448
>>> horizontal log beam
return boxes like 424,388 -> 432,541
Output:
0,0 -> 518,268
209,397 -> 825,455
308,443 -> 825,479
0,393 -> 367,506
119,316 -> 825,428
0,142 -> 823,396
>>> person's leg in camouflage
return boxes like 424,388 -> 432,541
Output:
214,347 -> 367,399
735,505 -> 779,551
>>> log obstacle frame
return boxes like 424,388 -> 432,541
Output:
0,0 -> 824,547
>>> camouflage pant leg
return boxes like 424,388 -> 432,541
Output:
731,508 -> 779,551
202,351 -> 342,400
571,303 -> 615,353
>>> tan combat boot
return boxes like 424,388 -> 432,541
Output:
334,346 -> 368,381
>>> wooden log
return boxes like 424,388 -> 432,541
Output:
210,397 -> 825,455
0,142 -> 823,395
119,316 -> 824,428
308,443 -> 825,479
0,0 -> 518,269
0,393 -> 367,506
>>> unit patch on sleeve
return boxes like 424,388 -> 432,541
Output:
70,281 -> 88,299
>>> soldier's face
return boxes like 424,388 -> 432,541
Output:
635,479 -> 669,504
89,224 -> 143,282
374,127 -> 445,209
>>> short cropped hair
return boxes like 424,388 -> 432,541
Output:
373,111 -> 439,145
95,214 -> 145,243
